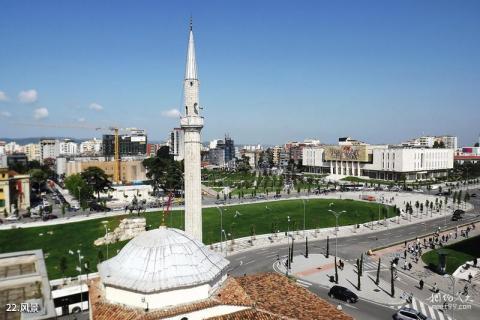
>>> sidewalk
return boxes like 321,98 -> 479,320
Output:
276,253 -> 405,305
371,224 -> 480,305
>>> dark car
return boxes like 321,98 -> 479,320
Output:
42,214 -> 58,221
328,285 -> 358,303
471,193 -> 477,197
89,203 -> 111,212
453,209 -> 465,215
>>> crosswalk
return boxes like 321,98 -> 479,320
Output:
295,279 -> 312,288
399,297 -> 453,320
362,256 -> 385,271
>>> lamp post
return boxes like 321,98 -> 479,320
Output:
77,186 -> 81,210
287,215 -> 291,275
104,225 -> 109,259
328,209 -> 346,258
216,206 -> 224,255
69,249 -> 84,312
301,198 -> 308,237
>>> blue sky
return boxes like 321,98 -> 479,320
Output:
0,0 -> 479,146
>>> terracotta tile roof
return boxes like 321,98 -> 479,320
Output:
89,273 -> 353,320
213,273 -> 353,320
207,309 -> 280,320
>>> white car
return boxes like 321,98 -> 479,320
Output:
413,189 -> 424,193
30,214 -> 41,219
5,215 -> 19,221
31,205 -> 43,214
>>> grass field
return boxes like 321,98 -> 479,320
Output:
0,198 -> 394,279
422,235 -> 479,274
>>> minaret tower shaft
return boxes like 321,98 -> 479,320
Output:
180,20 -> 204,241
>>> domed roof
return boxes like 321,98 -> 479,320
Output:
98,227 -> 229,293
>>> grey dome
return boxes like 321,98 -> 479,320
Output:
98,227 -> 229,293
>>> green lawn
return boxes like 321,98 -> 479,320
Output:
0,198 -> 394,279
422,235 -> 479,274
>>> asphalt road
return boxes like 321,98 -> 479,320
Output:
226,188 -> 480,320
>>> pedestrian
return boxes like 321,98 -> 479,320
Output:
468,273 -> 473,283
408,262 -> 412,271
404,250 -> 407,259
404,261 -> 408,270
419,279 -> 424,290
404,240 -> 407,248
432,282 -> 438,293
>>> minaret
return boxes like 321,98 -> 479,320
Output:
181,19 -> 204,242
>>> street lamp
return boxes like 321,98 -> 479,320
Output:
102,223 -> 110,259
69,249 -> 84,312
328,209 -> 346,258
286,215 -> 291,276
216,206 -> 224,255
77,186 -> 81,210
301,198 -> 308,237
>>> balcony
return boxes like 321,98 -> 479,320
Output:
180,116 -> 204,128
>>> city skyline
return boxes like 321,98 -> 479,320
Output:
1,0 -> 479,146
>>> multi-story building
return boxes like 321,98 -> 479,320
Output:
224,135 -> 235,164
402,135 -> 458,150
302,137 -> 454,181
80,138 -> 103,155
40,139 -> 59,161
272,146 -> 282,166
4,141 -> 22,154
59,139 -> 78,156
0,168 -> 30,214
170,128 -> 184,161
147,143 -> 163,157
0,141 -> 6,155
65,158 -> 147,183
23,143 -> 41,161
103,129 -> 147,160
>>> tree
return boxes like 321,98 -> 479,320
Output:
81,166 -> 113,199
64,174 -> 93,207
236,155 -> 251,173
143,146 -> 183,193
29,168 -> 48,194
59,256 -> 68,277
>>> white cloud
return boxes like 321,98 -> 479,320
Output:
161,108 -> 181,118
33,107 -> 48,120
77,117 -> 86,123
0,110 -> 11,117
89,102 -> 103,111
0,91 -> 8,102
18,89 -> 38,104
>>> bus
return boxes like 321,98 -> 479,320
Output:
52,283 -> 89,316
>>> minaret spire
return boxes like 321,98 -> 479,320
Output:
185,18 -> 198,80
180,19 -> 204,242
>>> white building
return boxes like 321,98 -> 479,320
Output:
79,138 -> 102,155
4,141 -> 22,154
402,135 -> 457,150
59,139 -> 78,156
170,128 -> 185,161
97,227 -> 229,310
40,139 -> 59,160
23,143 -> 41,161
303,140 -> 454,181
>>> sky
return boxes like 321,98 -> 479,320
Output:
0,0 -> 479,146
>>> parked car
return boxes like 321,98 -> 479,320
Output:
30,214 -> 41,219
451,213 -> 463,221
214,200 -> 225,205
453,209 -> 465,215
392,307 -> 431,320
42,214 -> 58,221
328,285 -> 358,303
5,215 -> 20,221
89,202 -> 111,212
471,193 -> 477,197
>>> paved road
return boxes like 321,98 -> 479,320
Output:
226,187 -> 480,320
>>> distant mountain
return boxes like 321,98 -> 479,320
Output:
0,137 -> 90,144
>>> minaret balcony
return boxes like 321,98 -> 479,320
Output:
180,116 -> 204,128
